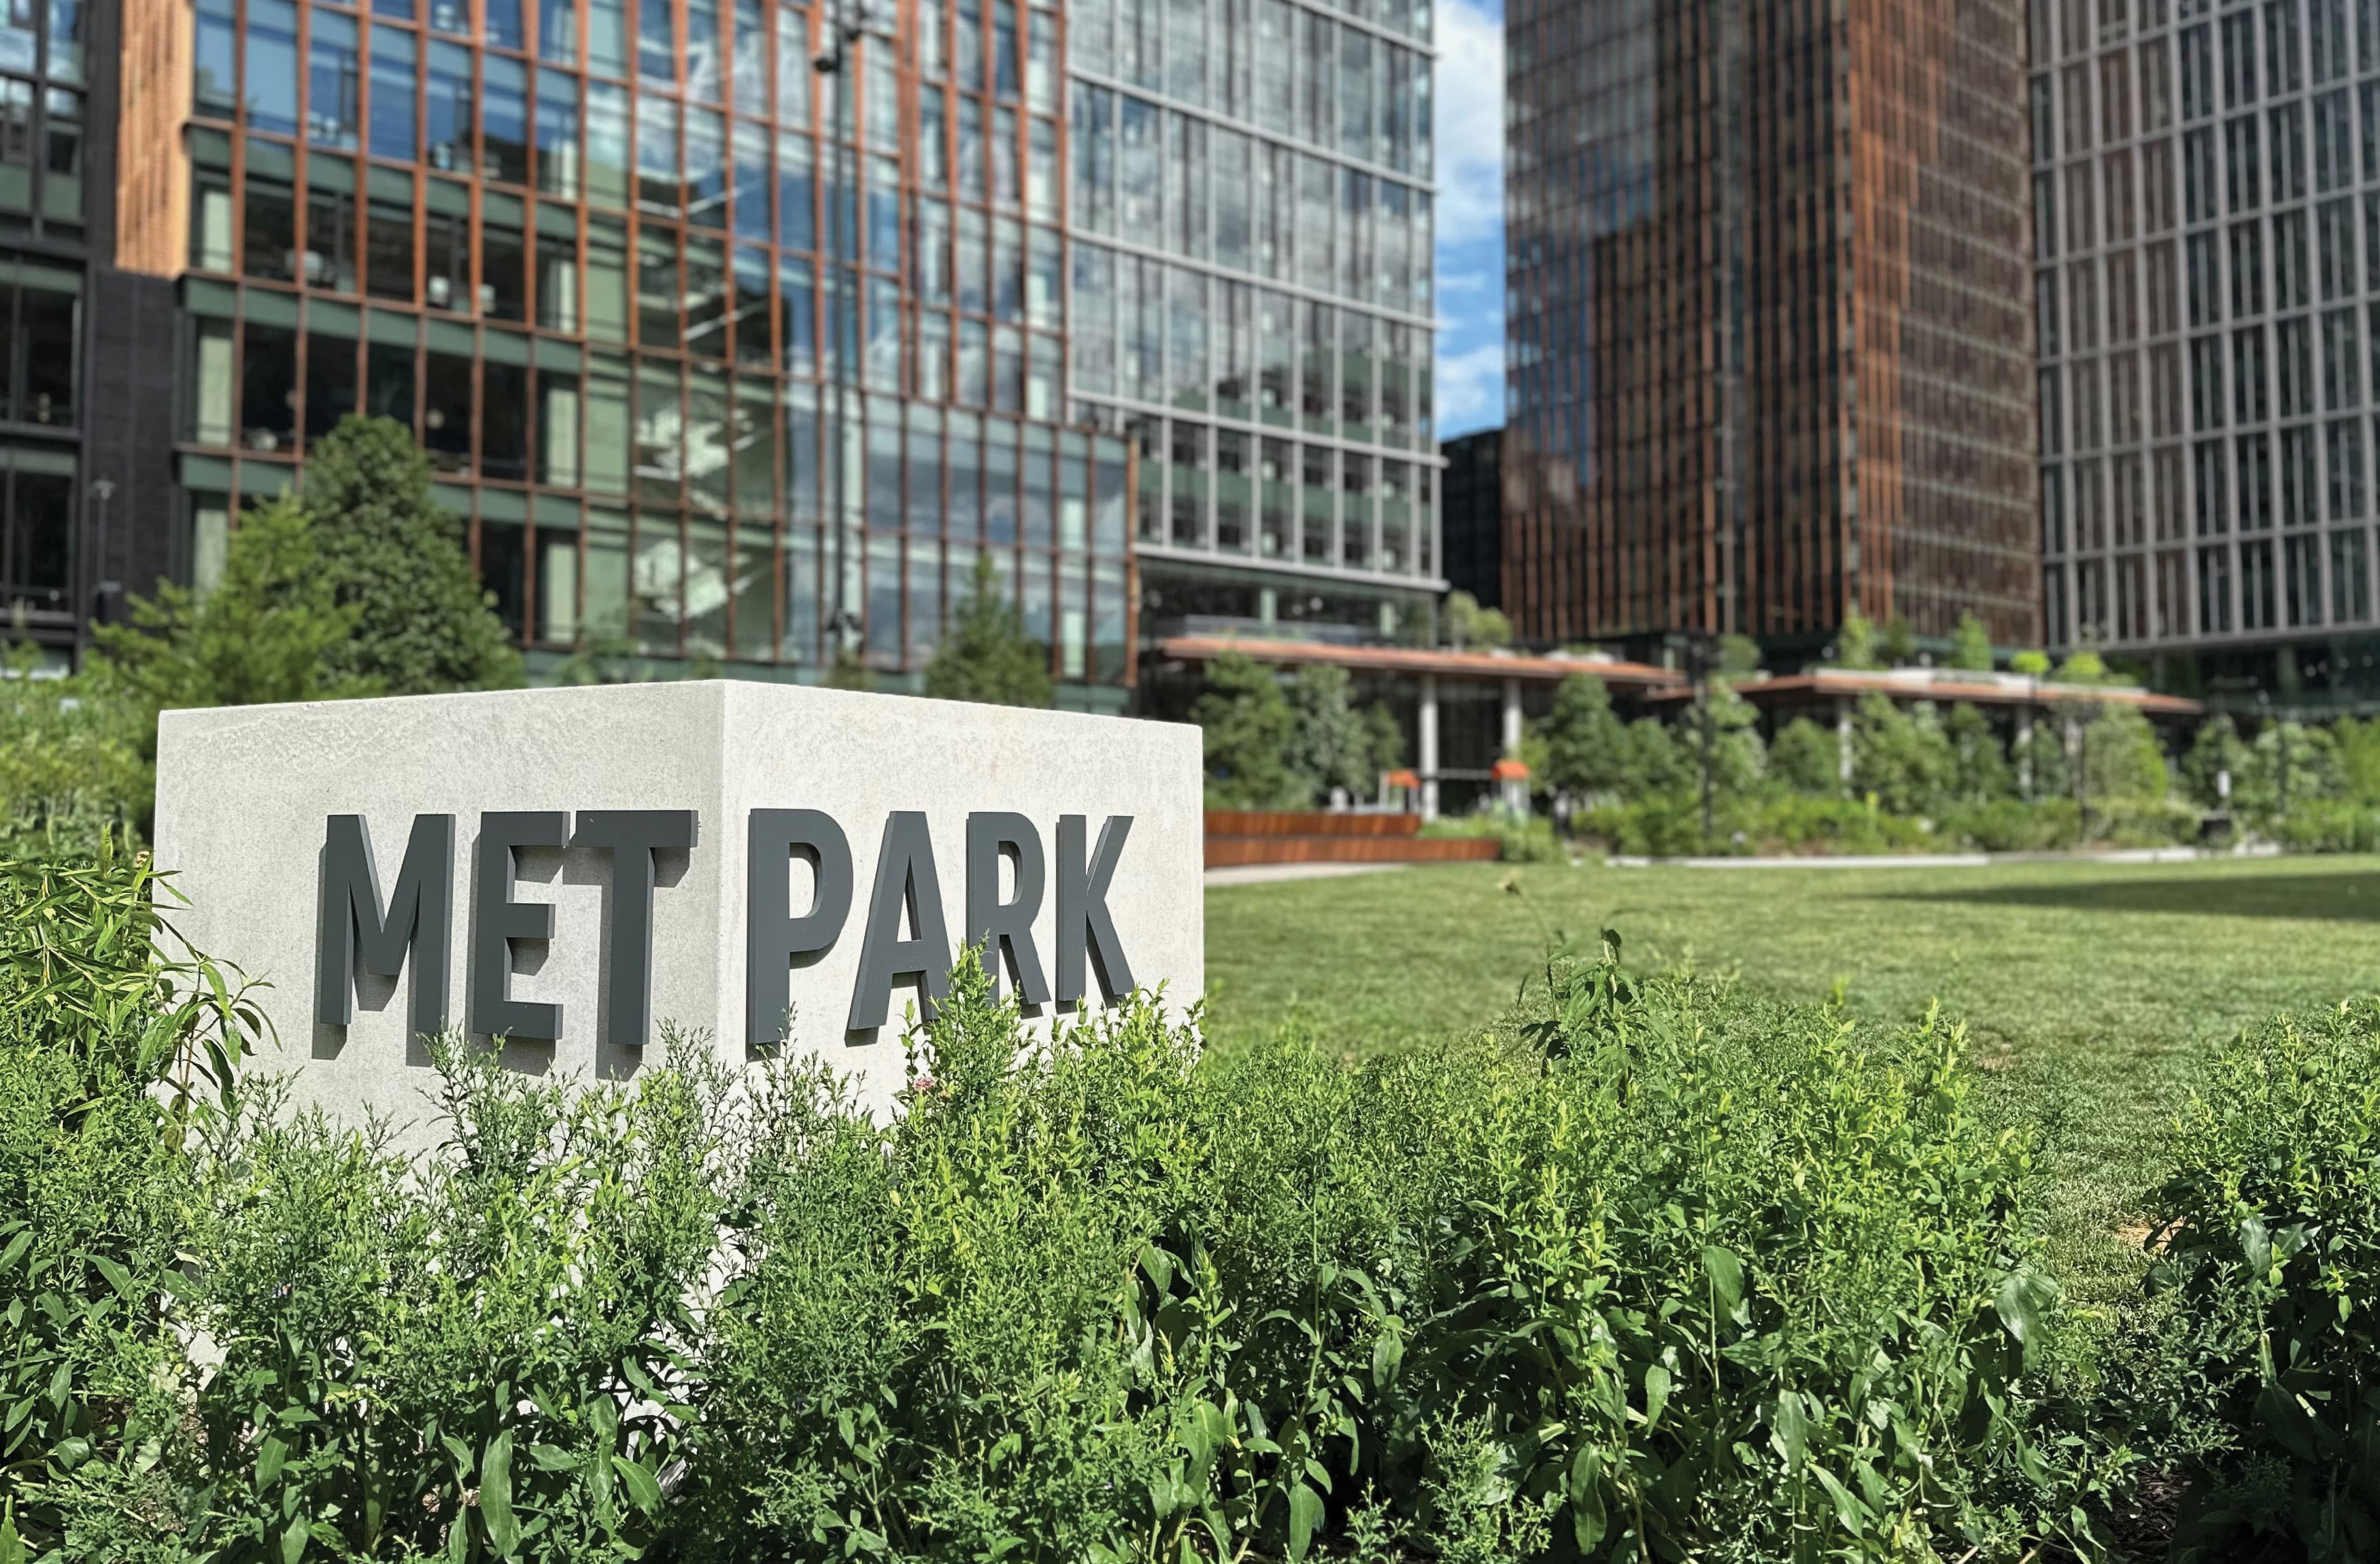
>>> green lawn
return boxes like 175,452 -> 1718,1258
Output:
1205,855 -> 2380,1301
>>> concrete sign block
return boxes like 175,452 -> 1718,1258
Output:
153,681 -> 1204,1145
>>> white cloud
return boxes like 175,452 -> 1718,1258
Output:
1433,341 -> 1506,436
1437,269 -> 1490,294
1433,0 -> 1504,254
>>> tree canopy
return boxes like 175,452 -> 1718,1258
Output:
1948,613 -> 1994,673
299,415 -> 523,695
921,554 -> 1053,707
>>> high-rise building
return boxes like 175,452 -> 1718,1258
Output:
1064,0 -> 1444,649
2033,0 -> 2380,709
0,0 -> 116,665
1501,0 -> 2039,655
112,0 -> 1138,704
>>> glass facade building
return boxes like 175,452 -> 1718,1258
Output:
1064,0 -> 1442,645
0,0 -> 97,661
118,0 -> 1136,700
1503,0 -> 2039,651
2032,0 -> 2380,701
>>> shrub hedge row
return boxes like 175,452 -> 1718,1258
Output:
5,850 -> 2380,1560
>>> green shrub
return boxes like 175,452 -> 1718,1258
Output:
687,950 -> 2088,1561
2125,1002 -> 2380,1560
3,856 -> 2099,1561
1750,794 -> 1939,855
0,841 -> 263,1555
2268,798 -> 2380,854
1941,798 -> 2082,853
2092,796 -> 2200,849
1421,813 -> 1565,862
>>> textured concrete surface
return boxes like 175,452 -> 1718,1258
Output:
154,682 -> 1204,1147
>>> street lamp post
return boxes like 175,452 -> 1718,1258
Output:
815,0 -> 871,663
82,477 -> 116,661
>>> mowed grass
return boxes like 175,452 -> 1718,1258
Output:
1204,855 -> 2380,1302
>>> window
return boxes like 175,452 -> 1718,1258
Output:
306,9 -> 358,149
369,25 -> 415,162
2270,101 -> 2305,201
2331,418 -> 2367,518
2224,114 -> 2260,211
2285,424 -> 2319,524
245,0 -> 300,136
537,69 -> 580,196
2334,525 -> 2371,619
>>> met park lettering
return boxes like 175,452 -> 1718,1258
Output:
315,809 -> 1136,1049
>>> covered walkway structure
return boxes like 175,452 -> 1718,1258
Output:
1153,635 -> 1684,817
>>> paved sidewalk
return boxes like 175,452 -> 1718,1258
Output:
1608,843 -> 2282,870
1204,862 -> 1412,888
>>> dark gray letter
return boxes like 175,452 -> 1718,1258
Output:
469,811 -> 570,1041
747,808 -> 854,1047
1055,814 -> 1135,1006
316,813 -> 454,1036
964,811 -> 1050,1004
571,809 -> 698,1047
846,811 -> 953,1030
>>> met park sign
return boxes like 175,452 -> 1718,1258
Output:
153,682 -> 1204,1142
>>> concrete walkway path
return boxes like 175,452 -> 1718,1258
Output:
1204,862 -> 1411,888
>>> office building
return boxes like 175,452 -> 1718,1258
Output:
1501,0 -> 2039,655
1064,0 -> 1444,648
2033,0 -> 2380,709
0,0 -> 126,666
111,0 -> 1138,704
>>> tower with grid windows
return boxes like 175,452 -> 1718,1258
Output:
113,0 -> 1138,702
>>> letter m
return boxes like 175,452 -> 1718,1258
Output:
317,814 -> 456,1037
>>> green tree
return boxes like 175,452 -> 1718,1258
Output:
1943,702 -> 2014,804
1833,611 -> 1884,670
1540,674 -> 1631,801
2181,714 -> 2249,808
299,416 -> 523,694
1850,692 -> 1956,815
2010,649 -> 2053,677
2053,647 -> 2111,685
1882,617 -> 1919,668
1282,663 -> 1397,800
1768,716 -> 1841,796
922,554 -> 1053,707
2082,704 -> 2169,802
1616,717 -> 1691,800
1716,633 -> 1764,680
2237,721 -> 2347,817
1444,590 -> 1512,650
1948,612 -> 1994,672
2013,717 -> 2070,802
1193,652 -> 1306,809
1680,681 -> 1765,800
96,496 -> 373,721
2334,715 -> 2380,804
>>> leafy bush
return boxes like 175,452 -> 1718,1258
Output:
2124,1002 -> 2380,1560
686,947 -> 2087,1562
0,840 -> 262,1555
1421,813 -> 1565,862
2092,797 -> 2199,849
1750,794 -> 1939,856
2268,799 -> 2380,853
1941,798 -> 2081,853
3,850 -> 2101,1562
0,647 -> 148,857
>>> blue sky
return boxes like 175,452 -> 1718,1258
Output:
1432,0 -> 1504,439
